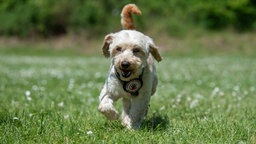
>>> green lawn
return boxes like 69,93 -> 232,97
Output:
0,52 -> 256,143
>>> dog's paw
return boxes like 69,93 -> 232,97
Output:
103,109 -> 119,120
122,115 -> 131,127
98,105 -> 119,120
122,116 -> 142,130
125,122 -> 141,130
131,122 -> 141,130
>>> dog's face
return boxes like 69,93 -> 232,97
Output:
102,30 -> 162,81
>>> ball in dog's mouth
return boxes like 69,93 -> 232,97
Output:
121,69 -> 132,78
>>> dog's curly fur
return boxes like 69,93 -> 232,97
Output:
121,4 -> 141,30
98,4 -> 162,130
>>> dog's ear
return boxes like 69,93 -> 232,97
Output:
149,44 -> 162,62
147,37 -> 162,62
102,34 -> 113,57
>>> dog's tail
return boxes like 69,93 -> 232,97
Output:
121,4 -> 142,30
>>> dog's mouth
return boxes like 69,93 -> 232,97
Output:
121,69 -> 132,78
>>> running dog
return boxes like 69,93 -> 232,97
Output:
98,4 -> 162,130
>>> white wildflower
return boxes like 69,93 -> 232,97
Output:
187,97 -> 191,102
243,90 -> 248,95
25,90 -> 32,101
211,87 -> 219,97
233,85 -> 240,91
160,106 -> 165,111
64,115 -> 69,119
11,100 -> 18,106
219,91 -> 224,96
87,131 -> 93,135
190,99 -> 199,109
26,96 -> 32,101
176,94 -> 182,103
13,117 -> 19,120
58,102 -> 64,107
68,79 -> 75,90
176,98 -> 181,103
25,90 -> 31,97
194,93 -> 204,99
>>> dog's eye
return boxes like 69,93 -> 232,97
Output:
133,48 -> 140,53
116,47 -> 122,52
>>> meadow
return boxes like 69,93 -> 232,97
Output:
0,32 -> 256,143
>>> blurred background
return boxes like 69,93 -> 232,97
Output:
0,0 -> 256,56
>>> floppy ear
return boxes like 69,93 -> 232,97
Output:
147,37 -> 162,62
102,34 -> 113,57
149,44 -> 162,62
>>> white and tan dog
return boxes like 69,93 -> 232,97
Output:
98,4 -> 162,130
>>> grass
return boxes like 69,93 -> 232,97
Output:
0,31 -> 256,143
1,55 -> 256,143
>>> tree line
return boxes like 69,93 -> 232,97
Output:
0,0 -> 255,37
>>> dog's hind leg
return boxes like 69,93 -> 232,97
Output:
127,95 -> 150,130
121,98 -> 131,127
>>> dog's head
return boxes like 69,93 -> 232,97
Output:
102,30 -> 162,81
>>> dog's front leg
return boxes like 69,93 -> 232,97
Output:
98,86 -> 119,120
127,95 -> 150,130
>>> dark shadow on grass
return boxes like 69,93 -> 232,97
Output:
141,112 -> 170,131
100,112 -> 170,131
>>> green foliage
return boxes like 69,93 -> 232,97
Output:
0,0 -> 36,36
228,0 -> 256,31
0,0 -> 255,37
190,0 -> 256,31
190,1 -> 234,29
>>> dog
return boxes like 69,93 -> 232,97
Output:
98,4 -> 162,130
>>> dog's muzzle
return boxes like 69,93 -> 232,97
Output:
121,70 -> 132,78
115,67 -> 144,96
120,61 -> 132,78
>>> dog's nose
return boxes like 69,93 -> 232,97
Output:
121,61 -> 130,69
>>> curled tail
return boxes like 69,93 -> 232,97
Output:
121,4 -> 142,30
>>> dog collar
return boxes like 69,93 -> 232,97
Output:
115,68 -> 144,96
